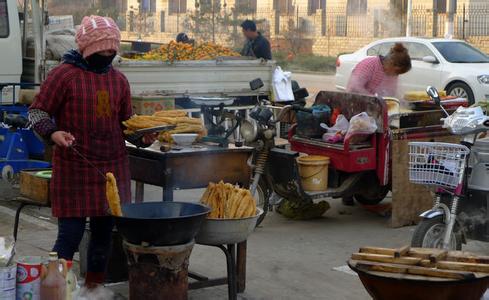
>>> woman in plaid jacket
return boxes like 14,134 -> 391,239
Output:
29,15 -> 153,287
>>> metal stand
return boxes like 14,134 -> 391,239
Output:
13,202 -> 27,240
189,244 -> 238,300
12,197 -> 50,241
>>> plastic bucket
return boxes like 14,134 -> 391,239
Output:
297,155 -> 330,192
16,256 -> 42,300
0,265 -> 17,300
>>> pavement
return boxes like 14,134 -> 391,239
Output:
2,182 -> 489,300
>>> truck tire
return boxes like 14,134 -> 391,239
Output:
411,216 -> 462,250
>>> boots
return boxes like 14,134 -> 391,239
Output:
84,272 -> 105,289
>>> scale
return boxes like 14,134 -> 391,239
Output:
189,97 -> 244,147
188,79 -> 264,147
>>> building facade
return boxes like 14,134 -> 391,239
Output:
120,0 -> 489,55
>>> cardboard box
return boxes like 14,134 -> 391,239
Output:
131,96 -> 175,115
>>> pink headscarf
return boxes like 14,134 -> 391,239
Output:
75,15 -> 121,58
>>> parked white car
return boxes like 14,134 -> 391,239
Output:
335,37 -> 489,104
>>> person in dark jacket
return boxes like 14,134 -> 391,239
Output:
240,20 -> 272,60
176,32 -> 194,45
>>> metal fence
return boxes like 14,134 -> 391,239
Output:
411,3 -> 489,39
118,3 -> 489,42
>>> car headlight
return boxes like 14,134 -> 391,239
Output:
477,75 -> 489,84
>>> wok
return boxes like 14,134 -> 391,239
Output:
114,202 -> 210,246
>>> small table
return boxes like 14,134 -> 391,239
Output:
127,143 -> 253,293
127,143 -> 252,202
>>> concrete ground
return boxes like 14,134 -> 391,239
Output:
1,183 -> 488,300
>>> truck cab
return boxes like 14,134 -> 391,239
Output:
0,0 -> 22,85
1,0 -> 46,99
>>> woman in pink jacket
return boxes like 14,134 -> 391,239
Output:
347,43 -> 412,98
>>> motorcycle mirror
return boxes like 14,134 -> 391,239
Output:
250,78 -> 264,91
426,86 -> 441,106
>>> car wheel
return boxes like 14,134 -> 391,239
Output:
447,82 -> 475,105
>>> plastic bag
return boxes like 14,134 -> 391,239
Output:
72,286 -> 114,300
321,114 -> 349,143
345,112 -> 377,144
272,66 -> 294,102
321,114 -> 349,134
0,237 -> 15,267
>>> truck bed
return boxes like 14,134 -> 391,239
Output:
112,58 -> 275,97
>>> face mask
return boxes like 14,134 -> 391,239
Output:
86,53 -> 116,70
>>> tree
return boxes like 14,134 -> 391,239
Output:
281,18 -> 307,56
221,4 -> 266,49
183,1 -> 267,48
127,2 -> 155,38
183,0 -> 226,43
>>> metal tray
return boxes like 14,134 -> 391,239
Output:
189,97 -> 235,106
134,125 -> 176,134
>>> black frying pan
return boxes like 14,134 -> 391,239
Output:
114,202 -> 210,246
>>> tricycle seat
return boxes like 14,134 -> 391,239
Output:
288,91 -> 389,175
290,134 -> 378,173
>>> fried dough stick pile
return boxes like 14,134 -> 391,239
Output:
153,110 -> 206,143
106,172 -> 122,217
201,181 -> 257,219
122,110 -> 205,139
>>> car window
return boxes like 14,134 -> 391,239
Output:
432,41 -> 489,63
378,42 -> 395,56
367,45 -> 380,56
406,43 -> 435,61
0,0 -> 9,38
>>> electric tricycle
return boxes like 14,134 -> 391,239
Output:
410,87 -> 489,250
243,90 -> 391,223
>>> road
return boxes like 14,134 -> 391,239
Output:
292,73 -> 337,101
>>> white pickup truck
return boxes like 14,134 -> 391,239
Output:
1,0 -> 275,104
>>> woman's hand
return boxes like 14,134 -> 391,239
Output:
51,131 -> 75,147
142,133 -> 158,145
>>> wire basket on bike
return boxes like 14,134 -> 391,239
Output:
408,142 -> 470,190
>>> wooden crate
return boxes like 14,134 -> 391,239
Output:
19,169 -> 51,205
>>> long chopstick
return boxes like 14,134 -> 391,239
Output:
70,146 -> 107,180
